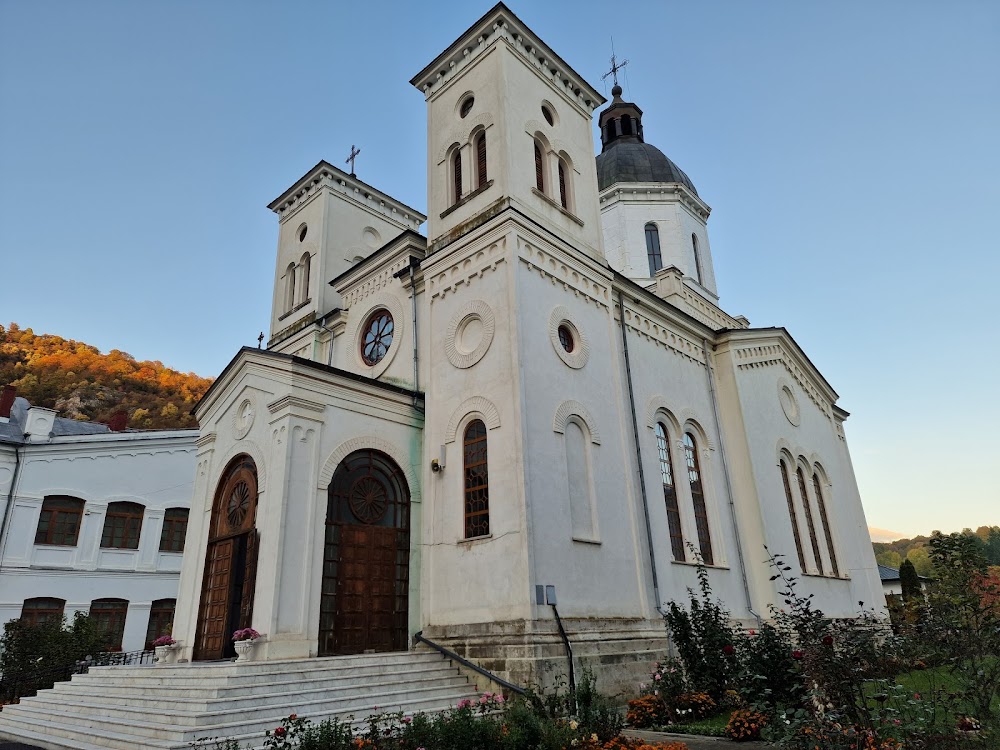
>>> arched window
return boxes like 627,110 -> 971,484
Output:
656,423 -> 684,562
813,473 -> 839,577
796,466 -> 824,574
285,262 -> 296,313
692,234 -> 703,283
145,599 -> 176,648
683,432 -> 713,565
452,149 -> 463,204
565,418 -> 597,540
558,159 -> 569,209
90,598 -> 128,651
780,460 -> 806,570
298,252 -> 311,306
534,141 -> 545,193
35,495 -> 84,546
645,223 -> 662,275
21,597 -> 65,627
101,501 -> 144,550
476,132 -> 487,189
463,420 -> 489,538
605,120 -> 615,143
159,508 -> 189,552
621,115 -> 633,135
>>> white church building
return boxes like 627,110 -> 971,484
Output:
163,2 -> 883,689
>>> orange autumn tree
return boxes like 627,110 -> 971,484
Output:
0,323 -> 213,429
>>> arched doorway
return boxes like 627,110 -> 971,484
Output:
193,455 -> 259,661
319,449 -> 410,656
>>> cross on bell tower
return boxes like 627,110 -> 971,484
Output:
601,51 -> 629,88
345,145 -> 361,176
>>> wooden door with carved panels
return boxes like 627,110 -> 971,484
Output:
319,450 -> 409,656
193,455 -> 259,661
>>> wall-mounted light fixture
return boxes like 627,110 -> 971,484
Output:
431,445 -> 446,473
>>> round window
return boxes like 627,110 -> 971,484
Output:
557,324 -> 574,353
361,309 -> 394,366
460,96 -> 474,118
541,105 -> 554,126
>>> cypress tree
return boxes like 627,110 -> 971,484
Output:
900,558 -> 922,601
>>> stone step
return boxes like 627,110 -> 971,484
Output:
0,689 -> 472,749
65,658 -> 456,691
97,650 -> 443,679
0,650 -> 483,750
26,679 -> 471,725
50,664 -> 463,703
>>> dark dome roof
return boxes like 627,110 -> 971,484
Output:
596,141 -> 698,195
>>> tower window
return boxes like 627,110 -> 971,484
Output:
692,234 -> 703,283
656,423 -> 684,562
796,466 -> 824,575
463,420 -> 489,538
452,149 -> 463,204
460,95 -> 474,118
813,473 -> 839,577
534,141 -> 544,193
285,263 -> 296,313
621,116 -> 633,135
780,459 -> 806,571
476,132 -> 487,189
557,324 -> 574,353
361,309 -> 394,366
683,432 -> 713,565
645,223 -> 662,275
558,159 -> 568,209
298,224 -> 307,242
542,105 -> 554,126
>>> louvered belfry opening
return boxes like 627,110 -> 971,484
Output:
534,142 -> 544,192
320,449 -> 410,656
558,160 -> 568,208
453,150 -> 463,203
476,133 -> 487,188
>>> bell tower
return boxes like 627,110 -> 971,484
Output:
411,3 -> 606,260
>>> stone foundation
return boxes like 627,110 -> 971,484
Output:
421,617 -> 670,698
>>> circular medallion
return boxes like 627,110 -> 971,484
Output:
227,481 -> 251,529
349,476 -> 388,524
779,382 -> 801,427
549,306 -> 589,369
232,397 -> 255,440
444,299 -> 495,369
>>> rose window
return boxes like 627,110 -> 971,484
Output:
227,481 -> 251,529
361,310 -> 394,366
349,476 -> 388,524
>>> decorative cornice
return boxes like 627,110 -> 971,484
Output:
266,394 -> 326,416
552,400 -> 601,444
444,397 -> 502,443
317,436 -> 420,502
518,237 -> 610,309
426,234 -> 508,302
410,3 -> 604,114
268,161 -> 425,229
617,300 -> 707,366
598,182 -> 711,221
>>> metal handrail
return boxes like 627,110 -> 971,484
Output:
413,631 -> 526,696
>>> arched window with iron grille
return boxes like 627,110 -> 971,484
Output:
453,149 -> 463,204
656,423 -> 684,561
780,459 -> 806,570
463,420 -> 489,538
534,141 -> 545,193
797,466 -> 824,574
683,432 -> 713,565
558,159 -> 569,209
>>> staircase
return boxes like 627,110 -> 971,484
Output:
0,650 -> 478,750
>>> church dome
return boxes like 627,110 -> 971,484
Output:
595,85 -> 698,196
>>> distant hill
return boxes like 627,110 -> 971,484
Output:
0,323 -> 213,430
874,526 -> 1000,577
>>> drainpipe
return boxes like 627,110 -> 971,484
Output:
0,443 -> 24,573
315,312 -> 339,367
617,291 -> 663,615
701,337 -> 761,627
393,258 -> 422,410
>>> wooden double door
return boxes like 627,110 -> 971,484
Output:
194,456 -> 259,661
319,449 -> 410,656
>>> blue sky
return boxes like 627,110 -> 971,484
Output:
1,1 -> 997,539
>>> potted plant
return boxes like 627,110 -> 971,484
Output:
152,635 -> 178,665
232,628 -> 262,662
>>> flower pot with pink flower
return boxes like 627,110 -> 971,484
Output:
233,627 -> 262,662
152,635 -> 179,665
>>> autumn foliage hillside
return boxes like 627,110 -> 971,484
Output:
0,323 -> 213,429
